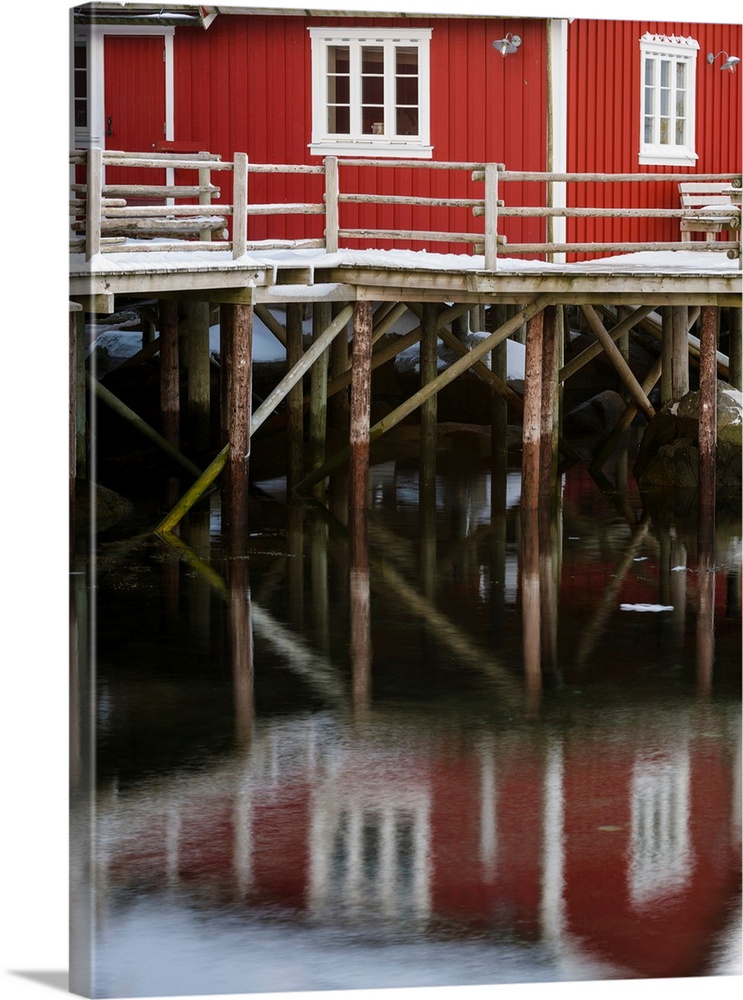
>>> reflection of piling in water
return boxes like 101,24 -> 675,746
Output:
229,553 -> 254,747
349,509 -> 372,715
521,504 -> 542,708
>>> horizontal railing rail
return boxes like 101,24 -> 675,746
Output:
70,148 -> 742,270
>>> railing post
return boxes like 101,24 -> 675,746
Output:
324,155 -> 339,253
86,146 -> 102,261
232,152 -> 248,259
198,162 -> 212,242
484,162 -> 499,271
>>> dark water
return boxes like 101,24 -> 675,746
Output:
71,450 -> 741,998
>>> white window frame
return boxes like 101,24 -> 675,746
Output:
309,26 -> 433,159
639,33 -> 699,167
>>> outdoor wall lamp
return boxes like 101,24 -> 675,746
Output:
493,33 -> 522,56
707,50 -> 740,71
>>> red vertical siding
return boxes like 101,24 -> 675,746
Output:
567,18 -> 742,255
170,14 -> 547,252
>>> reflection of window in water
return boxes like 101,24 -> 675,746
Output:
629,748 -> 693,907
309,789 -> 431,923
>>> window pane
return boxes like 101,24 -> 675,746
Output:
676,88 -> 686,119
660,89 -> 669,116
329,75 -> 349,104
644,115 -> 653,143
660,117 -> 669,143
644,57 -> 654,85
396,107 -> 419,135
74,44 -> 87,70
361,45 -> 383,74
75,99 -> 87,129
396,45 -> 418,74
362,107 -> 384,134
362,75 -> 383,105
396,75 -> 418,105
328,45 -> 349,73
676,61 -> 686,89
676,119 -> 685,144
644,85 -> 654,115
660,60 -> 670,87
328,105 -> 350,134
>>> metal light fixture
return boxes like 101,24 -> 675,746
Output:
707,50 -> 741,71
493,33 -> 522,56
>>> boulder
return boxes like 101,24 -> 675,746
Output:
563,390 -> 628,438
634,381 -> 742,500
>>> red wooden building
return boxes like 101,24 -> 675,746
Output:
71,3 -> 742,255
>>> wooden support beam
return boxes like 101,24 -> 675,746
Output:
349,301 -> 373,511
157,306 -> 355,534
698,306 -> 718,516
589,353 -> 663,473
88,374 -> 202,479
578,305 -> 656,421
295,296 -> 553,495
559,305 -> 655,384
253,303 -> 287,348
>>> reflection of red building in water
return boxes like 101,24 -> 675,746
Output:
100,703 -> 741,980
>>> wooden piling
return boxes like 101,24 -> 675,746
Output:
698,305 -> 718,518
420,303 -> 439,490
522,310 -> 545,511
184,300 -> 211,455
348,301 -> 373,512
223,300 -> 253,537
330,301 -> 350,433
310,302 -> 331,500
490,304 -> 509,491
539,305 -> 558,498
159,299 -> 180,448
295,296 -> 553,496
672,305 -> 690,400
287,303 -> 305,494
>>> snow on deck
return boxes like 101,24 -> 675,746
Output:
70,245 -> 742,280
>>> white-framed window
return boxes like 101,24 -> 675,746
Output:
639,33 -> 699,166
309,27 -> 433,158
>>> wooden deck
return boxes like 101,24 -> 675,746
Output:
70,245 -> 741,310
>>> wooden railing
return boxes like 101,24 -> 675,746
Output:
70,148 -> 741,269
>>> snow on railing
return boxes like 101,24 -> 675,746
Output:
70,149 -> 741,269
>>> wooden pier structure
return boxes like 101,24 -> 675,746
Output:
69,149 -> 742,532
